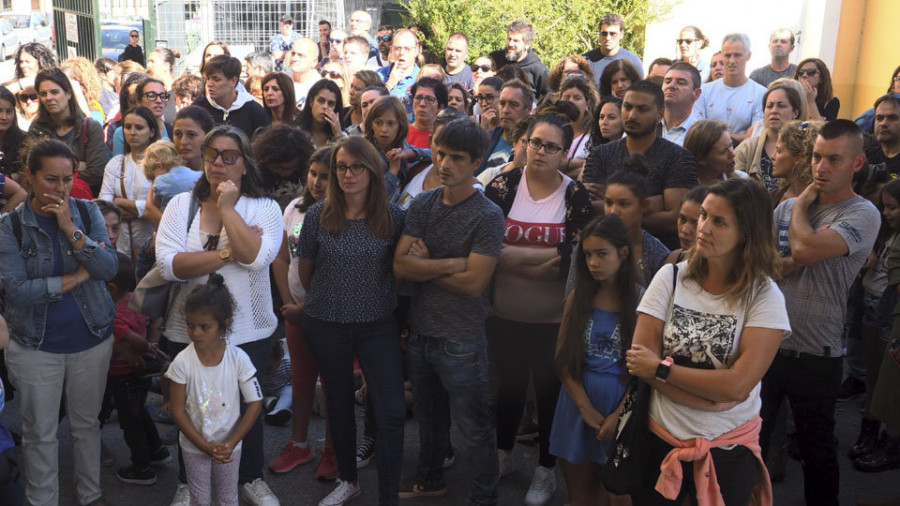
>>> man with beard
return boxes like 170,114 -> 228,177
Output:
445,33 -> 474,90
488,19 -> 549,99
368,25 -> 392,69
866,95 -> 900,180
582,80 -> 698,243
583,13 -> 644,89
750,29 -> 797,87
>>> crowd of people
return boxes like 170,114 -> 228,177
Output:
0,8 -> 897,506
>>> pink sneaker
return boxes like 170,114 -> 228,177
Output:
315,446 -> 339,481
268,441 -> 313,474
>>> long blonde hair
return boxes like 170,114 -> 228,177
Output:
320,136 -> 394,238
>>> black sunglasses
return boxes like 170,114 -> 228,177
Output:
472,64 -> 492,73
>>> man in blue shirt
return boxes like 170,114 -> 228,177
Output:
270,14 -> 302,72
378,29 -> 421,100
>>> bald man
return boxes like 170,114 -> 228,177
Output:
349,10 -> 379,59
377,29 -> 421,99
289,38 -> 322,109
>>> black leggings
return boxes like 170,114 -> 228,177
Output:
630,433 -> 759,506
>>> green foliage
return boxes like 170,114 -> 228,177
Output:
403,0 -> 676,68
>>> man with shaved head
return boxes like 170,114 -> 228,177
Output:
750,28 -> 797,87
349,10 -> 378,59
762,119 -> 880,506
289,38 -> 322,109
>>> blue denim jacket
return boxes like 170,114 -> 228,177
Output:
0,197 -> 117,350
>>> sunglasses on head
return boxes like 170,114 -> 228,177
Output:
17,92 -> 38,103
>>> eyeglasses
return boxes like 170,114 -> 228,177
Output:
202,147 -> 242,165
475,94 -> 496,104
329,38 -> 345,45
797,69 -> 819,77
676,38 -> 697,45
892,76 -> 900,83
16,92 -> 38,103
130,34 -> 139,39
377,35 -> 391,43
143,91 -> 170,102
334,163 -> 367,175
413,95 -> 437,105
321,70 -> 342,79
526,138 -> 563,154
472,64 -> 492,73
599,31 -> 620,38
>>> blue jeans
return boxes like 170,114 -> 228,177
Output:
406,334 -> 498,506
304,315 -> 405,506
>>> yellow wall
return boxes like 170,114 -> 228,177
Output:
834,0 -> 900,118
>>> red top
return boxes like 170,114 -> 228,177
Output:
109,294 -> 149,376
406,124 -> 432,149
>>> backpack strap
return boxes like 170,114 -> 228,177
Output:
187,195 -> 199,234
82,117 -> 88,147
10,209 -> 22,248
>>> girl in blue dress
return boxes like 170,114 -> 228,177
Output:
550,214 -> 637,506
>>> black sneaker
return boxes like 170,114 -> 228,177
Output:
116,466 -> 157,486
837,376 -> 865,401
150,446 -> 173,466
356,436 -> 375,469
398,475 -> 447,499
265,408 -> 292,426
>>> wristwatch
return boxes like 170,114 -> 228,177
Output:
69,229 -> 84,243
219,248 -> 233,264
655,356 -> 674,383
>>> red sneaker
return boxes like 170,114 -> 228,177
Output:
315,446 -> 339,481
268,441 -> 313,474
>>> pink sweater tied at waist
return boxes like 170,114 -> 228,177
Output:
648,414 -> 773,506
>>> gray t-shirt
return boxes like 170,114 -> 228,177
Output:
774,195 -> 880,356
403,188 -> 505,340
445,65 -> 475,90
749,63 -> 797,88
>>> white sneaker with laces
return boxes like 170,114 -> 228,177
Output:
169,483 -> 190,506
524,466 -> 557,506
241,478 -> 281,506
319,480 -> 361,506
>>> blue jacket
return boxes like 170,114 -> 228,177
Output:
0,198 -> 117,349
856,93 -> 900,133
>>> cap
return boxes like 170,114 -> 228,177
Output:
280,14 -> 293,24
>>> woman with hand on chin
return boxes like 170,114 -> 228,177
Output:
0,139 -> 118,506
625,178 -> 789,505
155,125 -> 283,506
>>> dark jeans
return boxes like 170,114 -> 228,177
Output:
109,374 -> 163,469
236,337 -> 274,485
760,353 -> 842,506
630,433 -> 758,505
407,334 -> 498,506
304,314 -> 405,506
160,336 -> 273,485
486,317 -> 560,468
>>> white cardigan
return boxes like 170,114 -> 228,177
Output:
156,191 -> 283,346
99,153 -> 154,256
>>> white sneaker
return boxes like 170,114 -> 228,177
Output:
498,449 -> 515,478
318,480 -> 361,506
241,478 -> 281,506
524,466 -> 557,506
169,483 -> 190,506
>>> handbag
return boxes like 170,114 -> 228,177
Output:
130,196 -> 200,319
600,263 -> 679,495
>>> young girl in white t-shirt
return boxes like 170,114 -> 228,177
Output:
166,276 -> 263,506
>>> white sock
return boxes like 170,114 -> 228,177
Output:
293,440 -> 309,449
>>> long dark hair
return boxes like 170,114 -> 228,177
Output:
14,42 -> 57,80
296,146 -> 332,213
0,86 -> 25,174
599,60 -> 641,98
122,106 -> 161,154
589,96 -> 622,144
298,80 -> 344,133
556,215 -> 638,382
261,72 -> 298,124
320,136 -> 393,237
34,67 -> 80,126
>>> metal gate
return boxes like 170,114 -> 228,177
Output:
52,0 -> 101,61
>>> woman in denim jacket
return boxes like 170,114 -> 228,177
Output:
0,139 -> 117,506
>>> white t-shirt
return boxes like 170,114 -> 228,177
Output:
165,344 -> 262,454
637,263 -> 791,440
396,166 -> 483,210
693,78 -> 766,135
283,196 -> 308,303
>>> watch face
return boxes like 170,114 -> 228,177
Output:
72,230 -> 84,241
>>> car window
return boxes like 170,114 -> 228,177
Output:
0,15 -> 29,29
102,29 -> 132,47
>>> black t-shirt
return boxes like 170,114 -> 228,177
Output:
866,146 -> 900,181
582,136 -> 699,195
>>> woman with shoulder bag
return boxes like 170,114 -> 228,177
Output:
625,178 -> 790,505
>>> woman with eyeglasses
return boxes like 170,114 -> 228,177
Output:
99,106 -> 159,260
298,80 -> 344,149
155,124 -> 283,506
261,72 -> 300,126
26,67 -> 109,196
112,78 -> 173,156
675,26 -> 710,82
320,61 -> 351,107
484,114 -> 593,500
476,76 -> 503,132
793,58 -> 840,121
296,135 -> 406,506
